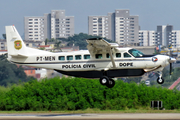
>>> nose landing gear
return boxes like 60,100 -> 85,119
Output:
157,76 -> 164,84
157,72 -> 164,84
100,76 -> 115,88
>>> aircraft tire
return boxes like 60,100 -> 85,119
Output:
106,78 -> 115,88
100,76 -> 109,85
157,76 -> 164,84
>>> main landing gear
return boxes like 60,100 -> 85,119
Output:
157,72 -> 164,84
100,76 -> 115,88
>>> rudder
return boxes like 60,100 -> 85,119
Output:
5,26 -> 27,56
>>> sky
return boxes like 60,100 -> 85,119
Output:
0,0 -> 180,38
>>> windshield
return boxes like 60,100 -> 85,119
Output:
128,49 -> 144,57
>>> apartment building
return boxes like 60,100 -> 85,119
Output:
157,25 -> 180,48
139,30 -> 157,46
51,10 -> 74,39
171,30 -> 180,48
115,10 -> 139,46
139,25 -> 180,48
24,10 -> 74,41
148,31 -> 158,46
24,14 -> 50,41
88,9 -> 139,46
139,30 -> 149,46
88,13 -> 113,40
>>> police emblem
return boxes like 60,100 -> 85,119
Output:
14,40 -> 22,50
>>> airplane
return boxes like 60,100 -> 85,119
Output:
5,25 -> 176,88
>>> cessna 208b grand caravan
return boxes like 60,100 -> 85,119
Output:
5,25 -> 176,88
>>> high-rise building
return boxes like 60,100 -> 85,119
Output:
24,10 -> 74,41
50,10 -> 74,39
156,25 -> 173,47
139,25 -> 180,48
171,30 -> 180,48
88,13 -> 113,40
88,9 -> 139,46
139,30 -> 157,46
139,30 -> 149,46
24,15 -> 49,41
149,31 -> 158,46
114,10 -> 139,46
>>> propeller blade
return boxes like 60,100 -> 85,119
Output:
170,63 -> 172,75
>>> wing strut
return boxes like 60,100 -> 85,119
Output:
86,38 -> 119,69
109,48 -> 116,68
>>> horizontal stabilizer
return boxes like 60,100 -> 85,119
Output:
9,53 -> 28,58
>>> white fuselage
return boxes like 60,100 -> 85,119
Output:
10,48 -> 170,73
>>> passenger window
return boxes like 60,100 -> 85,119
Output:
124,53 -> 131,58
75,55 -> 81,60
67,55 -> 73,60
106,53 -> 110,58
95,54 -> 102,59
84,55 -> 90,59
59,56 -> 65,60
116,53 -> 121,58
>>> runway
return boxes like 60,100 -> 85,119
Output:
0,113 -> 180,120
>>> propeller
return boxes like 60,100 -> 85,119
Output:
170,63 -> 172,75
169,57 -> 176,75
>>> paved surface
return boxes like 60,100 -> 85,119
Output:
0,113 -> 180,119
169,77 -> 180,89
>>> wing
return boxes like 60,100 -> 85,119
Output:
86,38 -> 119,68
86,38 -> 118,53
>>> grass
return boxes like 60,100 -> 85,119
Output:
1,108 -> 180,114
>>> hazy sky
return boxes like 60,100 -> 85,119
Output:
0,0 -> 180,38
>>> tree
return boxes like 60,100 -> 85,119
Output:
45,38 -> 62,52
124,77 -> 142,84
0,54 -> 34,86
2,34 -> 6,39
45,38 -> 48,45
54,40 -> 61,50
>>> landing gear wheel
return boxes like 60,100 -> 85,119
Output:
157,76 -> 164,84
106,78 -> 115,88
100,76 -> 109,85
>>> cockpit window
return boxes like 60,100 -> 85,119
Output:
124,53 -> 131,58
128,49 -> 144,57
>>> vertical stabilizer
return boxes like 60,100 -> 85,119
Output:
5,26 -> 27,56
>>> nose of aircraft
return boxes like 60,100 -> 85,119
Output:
169,57 -> 176,63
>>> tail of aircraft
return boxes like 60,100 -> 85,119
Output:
5,25 -> 28,57
5,25 -> 50,59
